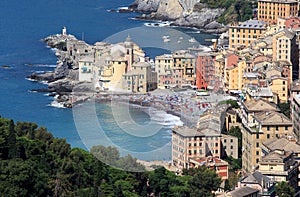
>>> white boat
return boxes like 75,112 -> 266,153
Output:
189,37 -> 197,43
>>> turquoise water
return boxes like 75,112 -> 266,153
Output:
0,0 -> 216,160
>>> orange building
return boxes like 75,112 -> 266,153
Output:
189,157 -> 229,180
258,0 -> 298,24
196,52 -> 216,90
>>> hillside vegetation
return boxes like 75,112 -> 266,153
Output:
0,116 -> 222,196
195,0 -> 256,24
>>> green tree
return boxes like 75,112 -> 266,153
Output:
275,181 -> 295,197
188,166 -> 222,197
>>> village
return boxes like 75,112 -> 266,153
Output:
33,0 -> 300,196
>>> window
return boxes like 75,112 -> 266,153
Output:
194,150 -> 197,154
285,126 -> 289,130
256,133 -> 259,139
230,139 -> 233,143
189,143 -> 191,147
188,150 -> 191,155
194,143 -> 197,147
215,150 -> 218,154
267,134 -> 270,139
224,139 -> 227,143
230,146 -> 233,149
276,126 -> 278,131
256,142 -> 259,147
256,151 -> 259,155
267,126 -> 270,131
256,158 -> 259,163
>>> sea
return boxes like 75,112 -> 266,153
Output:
0,0 -> 217,161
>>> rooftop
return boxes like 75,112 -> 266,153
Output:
172,126 -> 203,137
228,186 -> 259,197
263,138 -> 300,153
258,0 -> 298,3
189,157 -> 228,167
242,99 -> 279,112
232,19 -> 268,29
254,111 -> 292,126
260,150 -> 292,163
240,171 -> 271,186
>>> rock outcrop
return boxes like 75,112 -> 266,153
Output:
129,0 -> 160,12
130,0 -> 227,33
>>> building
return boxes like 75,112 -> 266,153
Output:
229,20 -> 268,49
222,134 -> 239,159
196,52 -> 216,90
226,186 -> 260,197
262,137 -> 300,187
272,29 -> 299,81
172,126 -> 222,170
122,62 -> 157,93
155,54 -> 174,89
224,60 -> 247,91
240,99 -> 279,124
258,149 -> 299,190
189,157 -> 229,180
237,171 -> 275,197
269,76 -> 288,103
172,50 -> 196,86
290,81 -> 300,141
78,56 -> 95,82
257,0 -> 298,24
240,99 -> 294,172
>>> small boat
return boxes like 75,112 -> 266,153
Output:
189,37 -> 196,43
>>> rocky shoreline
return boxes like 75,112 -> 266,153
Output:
123,0 -> 228,34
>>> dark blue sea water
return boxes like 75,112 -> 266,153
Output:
0,0 -> 216,161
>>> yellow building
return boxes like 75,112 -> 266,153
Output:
224,60 -> 247,91
229,20 -> 268,49
122,62 -> 157,93
99,55 -> 128,91
257,0 -> 298,24
258,150 -> 299,189
242,109 -> 293,172
172,50 -> 196,86
154,54 -> 174,89
269,76 -> 288,103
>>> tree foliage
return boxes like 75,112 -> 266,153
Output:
275,181 -> 295,197
0,116 -> 224,196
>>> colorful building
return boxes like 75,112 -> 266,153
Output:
155,54 -> 174,89
122,62 -> 157,93
196,52 -> 216,90
189,157 -> 229,180
173,50 -> 196,86
269,76 -> 288,103
229,20 -> 268,49
257,0 -> 298,24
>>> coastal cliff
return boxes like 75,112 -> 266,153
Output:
130,0 -> 226,33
